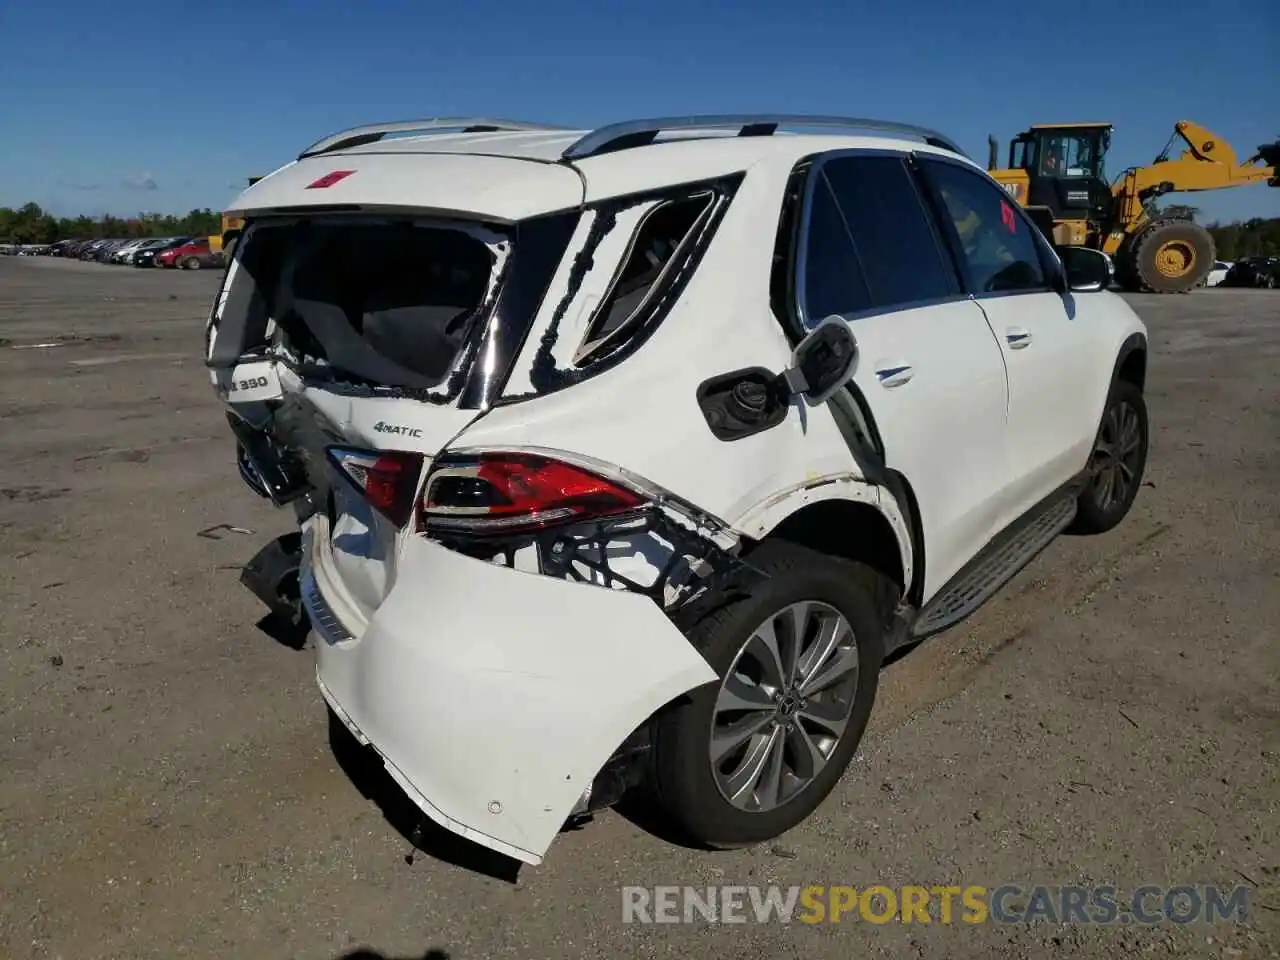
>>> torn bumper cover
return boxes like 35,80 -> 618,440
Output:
302,517 -> 718,865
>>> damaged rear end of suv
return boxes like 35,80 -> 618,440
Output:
206,120 -> 812,865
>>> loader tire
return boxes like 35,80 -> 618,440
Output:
1120,219 -> 1215,294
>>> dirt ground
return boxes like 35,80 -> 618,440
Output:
0,256 -> 1276,960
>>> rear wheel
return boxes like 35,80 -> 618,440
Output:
1118,219 -> 1215,294
1071,379 -> 1148,535
652,540 -> 892,848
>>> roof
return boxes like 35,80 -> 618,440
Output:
1028,122 -> 1114,130
227,115 -> 976,222
327,128 -> 589,163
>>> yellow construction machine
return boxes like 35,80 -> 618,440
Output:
211,177 -> 262,261
987,120 -> 1280,292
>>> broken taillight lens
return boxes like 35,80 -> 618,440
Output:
326,446 -> 425,528
419,452 -> 645,536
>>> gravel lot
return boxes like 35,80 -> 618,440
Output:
1,256 -> 1277,960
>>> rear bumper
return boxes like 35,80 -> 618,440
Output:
301,517 -> 717,865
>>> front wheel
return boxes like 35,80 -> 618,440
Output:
1071,379 -> 1149,535
183,256 -> 200,270
651,540 -> 892,849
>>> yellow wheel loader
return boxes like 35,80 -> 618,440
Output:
211,177 -> 263,263
988,121 -> 1279,292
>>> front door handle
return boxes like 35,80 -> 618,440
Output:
875,363 -> 914,388
1006,327 -> 1033,349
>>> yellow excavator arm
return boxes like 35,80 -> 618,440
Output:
1106,120 -> 1280,252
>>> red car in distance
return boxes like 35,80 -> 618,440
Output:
157,238 -> 222,270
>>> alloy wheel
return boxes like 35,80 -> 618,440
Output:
709,601 -> 860,813
1090,399 -> 1142,513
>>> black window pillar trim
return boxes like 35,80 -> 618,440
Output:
457,209 -> 584,410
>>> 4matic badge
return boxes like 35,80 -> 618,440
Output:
373,421 -> 423,438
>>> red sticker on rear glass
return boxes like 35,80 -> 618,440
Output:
1000,200 -> 1017,233
306,169 -> 356,189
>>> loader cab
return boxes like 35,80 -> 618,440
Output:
1010,123 -> 1115,227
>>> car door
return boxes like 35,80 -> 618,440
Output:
915,155 -> 1098,525
796,153 -> 1011,599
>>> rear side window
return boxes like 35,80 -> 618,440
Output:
575,191 -> 716,364
918,158 -> 1050,294
821,155 -> 959,308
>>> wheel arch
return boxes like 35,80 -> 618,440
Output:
740,481 -> 916,609
1112,332 -> 1147,392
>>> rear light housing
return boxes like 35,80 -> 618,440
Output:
419,452 -> 646,536
326,446 -> 425,528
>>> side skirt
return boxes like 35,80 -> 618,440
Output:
908,477 -> 1086,642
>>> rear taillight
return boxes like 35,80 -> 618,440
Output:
326,447 -> 425,528
419,452 -> 645,536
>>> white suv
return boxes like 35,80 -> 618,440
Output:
207,115 -> 1150,866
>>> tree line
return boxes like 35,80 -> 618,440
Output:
3,198 -> 1278,259
1204,217 -> 1280,261
0,202 -> 222,245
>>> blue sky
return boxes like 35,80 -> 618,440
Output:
1,0 -> 1277,224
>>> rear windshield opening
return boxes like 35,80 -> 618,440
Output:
232,219 -> 501,390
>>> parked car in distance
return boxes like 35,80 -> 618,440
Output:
93,239 -> 128,263
158,238 -> 220,270
212,113 -> 1150,867
1204,260 -> 1232,287
1222,256 -> 1279,288
109,239 -> 151,264
124,237 -> 177,266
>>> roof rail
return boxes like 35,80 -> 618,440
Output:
561,114 -> 966,161
298,118 -> 568,159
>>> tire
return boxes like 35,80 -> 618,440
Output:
651,540 -> 894,849
1122,219 -> 1215,294
183,256 -> 200,270
1070,379 -> 1149,535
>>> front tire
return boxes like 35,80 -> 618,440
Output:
652,540 -> 892,849
1120,219 -> 1215,294
183,256 -> 200,270
1071,379 -> 1148,535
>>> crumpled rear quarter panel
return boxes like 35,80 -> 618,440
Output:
307,520 -> 718,864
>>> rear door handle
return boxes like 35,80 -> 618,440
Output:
875,362 -> 914,388
1006,327 -> 1033,349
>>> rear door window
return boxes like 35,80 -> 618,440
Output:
800,175 -> 873,324
799,153 -> 960,326
821,155 -> 960,310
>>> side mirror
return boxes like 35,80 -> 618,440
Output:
1056,245 -> 1112,292
780,316 -> 858,405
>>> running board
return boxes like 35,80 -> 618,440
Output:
912,494 -> 1077,639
